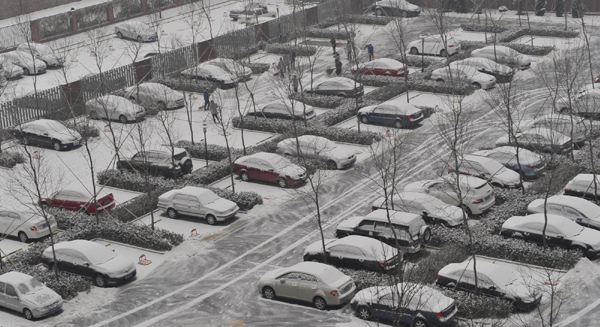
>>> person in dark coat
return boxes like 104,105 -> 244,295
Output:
209,100 -> 220,123
330,36 -> 337,54
292,74 -> 299,92
346,41 -> 354,61
203,89 -> 210,110
335,58 -> 342,76
290,50 -> 297,69
277,57 -> 285,78
366,43 -> 374,61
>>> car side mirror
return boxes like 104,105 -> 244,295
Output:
43,133 -> 48,136
279,279 -> 286,284
488,286 -> 496,290
268,168 -> 274,172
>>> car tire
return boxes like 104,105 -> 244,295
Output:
421,228 -> 432,243
23,308 -> 34,320
277,178 -> 288,188
119,115 -> 128,124
394,119 -> 406,129
206,214 -> 217,225
356,306 -> 372,320
472,82 -> 482,89
157,101 -> 166,111
167,208 -> 178,219
436,78 -> 445,83
570,245 -> 586,255
313,296 -> 327,310
53,141 -> 62,151
410,47 -> 419,55
440,49 -> 448,57
412,318 -> 428,327
401,10 -> 408,18
23,68 -> 30,75
18,231 -> 29,243
23,136 -> 30,145
326,160 -> 338,170
240,171 -> 250,181
263,286 -> 276,299
90,111 -> 99,119
360,115 -> 369,124
137,36 -> 143,43
376,8 -> 384,16
94,274 -> 107,287
78,207 -> 90,216
183,160 -> 193,174
117,31 -> 123,38
461,205 -> 473,217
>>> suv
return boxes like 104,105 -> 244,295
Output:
157,186 -> 239,225
229,3 -> 268,20
335,209 -> 431,254
117,148 -> 191,178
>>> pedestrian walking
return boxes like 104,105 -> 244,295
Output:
365,43 -> 374,61
290,50 -> 297,69
283,54 -> 291,71
203,89 -> 210,110
346,41 -> 353,61
335,58 -> 342,76
209,100 -> 220,123
330,36 -> 337,54
277,57 -> 285,78
292,74 -> 299,93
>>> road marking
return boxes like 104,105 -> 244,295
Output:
555,298 -> 600,327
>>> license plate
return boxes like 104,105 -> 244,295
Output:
485,195 -> 491,201
125,273 -> 133,279
73,141 -> 79,146
301,176 -> 308,181
42,223 -> 49,228
151,36 -> 157,39
49,306 -> 59,313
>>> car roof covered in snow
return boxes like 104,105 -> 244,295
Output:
47,239 -> 106,254
284,261 -> 342,277
366,209 -> 422,225
529,195 -> 600,219
372,191 -> 447,207
502,213 -> 579,231
0,271 -> 34,284
175,186 -> 213,197
239,152 -> 283,162
568,174 -> 600,183
318,77 -> 358,86
440,259 -> 514,283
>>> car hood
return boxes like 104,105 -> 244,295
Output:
20,288 -> 61,308
205,198 -> 238,212
358,106 -> 376,114
97,254 -> 134,274
330,147 -> 355,160
495,167 -> 521,184
518,55 -> 531,66
50,129 -> 81,142
281,165 -> 306,177
304,239 -> 335,255
572,228 -> 600,249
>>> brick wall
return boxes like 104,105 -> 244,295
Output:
0,0 -> 79,21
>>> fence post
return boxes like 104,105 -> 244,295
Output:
30,21 -> 39,42
71,12 -> 79,33
134,59 -> 152,83
141,0 -> 148,13
60,81 -> 84,118
108,4 -> 115,23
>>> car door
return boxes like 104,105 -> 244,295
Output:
55,249 -> 78,274
276,273 -> 300,299
456,270 -> 477,292
60,190 -> 82,212
295,273 -> 319,302
137,84 -> 152,107
524,222 -> 545,245
187,194 -> 206,218
372,293 -> 399,322
316,81 -> 332,95
49,190 -> 69,210
563,206 -> 590,227
73,250 -> 97,279
0,282 -> 9,311
327,245 -> 345,267
477,274 -> 503,299
129,152 -> 147,172
369,107 -> 386,124
171,194 -> 192,216
2,284 -> 21,311
355,219 -> 378,238
35,124 -> 52,147
429,182 -> 455,205
345,245 -> 371,270
361,61 -> 374,75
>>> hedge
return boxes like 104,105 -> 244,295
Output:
460,40 -> 554,56
305,27 -> 354,40
290,93 -> 348,108
242,62 -> 270,74
336,14 -> 391,25
66,122 -> 101,139
266,44 -> 317,57
153,77 -> 218,94
461,25 -> 579,43
0,151 -> 25,168
460,23 -> 507,34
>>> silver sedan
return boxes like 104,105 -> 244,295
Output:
124,82 -> 185,110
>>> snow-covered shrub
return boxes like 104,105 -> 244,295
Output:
316,19 -> 337,29
415,105 -> 436,118
338,268 -> 393,290
460,23 -> 507,33
290,93 -> 346,108
527,156 -> 583,196
460,40 -> 554,56
176,141 -> 241,161
363,84 -> 406,102
316,99 -> 378,127
216,189 -> 263,210
242,62 -> 270,74
65,121 -> 100,140
400,55 -> 441,68
439,288 -> 513,319
218,46 -> 259,60
337,14 -> 391,25
305,27 -> 354,40
344,73 -> 401,87
266,44 -> 317,57
0,151 -> 25,168
152,77 -> 218,94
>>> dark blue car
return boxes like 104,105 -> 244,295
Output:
472,146 -> 546,178
358,103 -> 424,129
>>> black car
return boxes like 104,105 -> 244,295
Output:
305,77 -> 364,98
371,0 -> 421,17
117,150 -> 184,178
246,100 -> 316,121
357,103 -> 424,129
14,119 -> 82,151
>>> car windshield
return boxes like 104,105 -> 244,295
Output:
199,191 -> 220,205
271,156 -> 293,170
16,278 -> 44,295
560,221 -> 585,237
488,269 -> 517,287
89,249 -> 118,265
483,159 -> 505,172
318,268 -> 346,285
45,121 -> 70,135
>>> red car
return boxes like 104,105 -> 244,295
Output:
40,188 -> 116,215
353,58 -> 407,77
233,152 -> 307,188
596,74 -> 600,83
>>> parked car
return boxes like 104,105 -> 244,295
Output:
304,77 -> 364,98
526,114 -> 586,145
180,62 -> 239,88
115,21 -> 157,42
40,188 -> 115,215
557,87 -> 600,119
0,210 -> 57,243
351,282 -> 457,325
470,45 -> 531,70
124,82 -> 185,110
233,152 -> 307,188
0,271 -> 63,320
117,149 -> 187,178
437,259 -> 542,311
528,195 -> 600,230
303,236 -> 401,272
230,2 -> 268,20
0,51 -> 46,75
206,58 -> 253,81
13,119 -> 82,151
370,192 -> 464,227
353,58 -> 407,77
407,35 -> 460,57
157,186 -> 239,224
276,135 -> 356,169
0,60 -> 24,79
472,146 -> 545,178
371,0 -> 421,17
564,174 -> 600,200
358,101 -> 424,128
237,6 -> 276,23
451,154 -> 521,189
257,262 -> 356,310
501,213 -> 600,257
452,57 -> 514,78
41,240 -> 137,287
16,42 -> 63,68
495,127 -> 572,154
246,99 -> 316,120
431,65 -> 496,89
85,95 -> 146,123
404,174 -> 495,216
335,209 -> 430,254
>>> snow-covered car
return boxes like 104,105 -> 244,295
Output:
0,60 -> 24,79
0,51 -> 46,75
40,188 -> 116,216
370,192 -> 464,227
115,21 -> 157,42
404,174 -> 495,216
257,262 -> 356,310
247,99 -> 316,120
86,95 -> 146,123
305,77 -> 364,98
206,58 -> 253,81
180,62 -> 239,88
501,214 -> 600,257
407,35 -> 460,57
0,271 -> 63,320
41,240 -> 137,287
527,114 -> 586,145
229,2 -> 268,20
495,127 -> 572,154
275,135 -> 356,169
124,82 -> 185,110
437,259 -> 542,311
303,236 -> 401,272
451,154 -> 521,189
233,152 -> 307,188
372,0 -> 421,17
157,186 -> 239,225
13,119 -> 82,151
0,210 -> 57,243
117,149 -> 186,178
470,45 -> 531,70
358,102 -> 424,128
557,87 -> 600,119
335,209 -> 431,254
528,195 -> 600,230
431,65 -> 496,90
451,57 -> 514,78
351,282 -> 457,325
352,58 -> 407,77
564,174 -> 600,200
237,6 -> 276,23
16,42 -> 63,68
472,146 -> 546,178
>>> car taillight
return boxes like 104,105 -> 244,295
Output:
437,274 -> 440,280
448,44 -> 455,47
371,206 -> 376,211
331,290 -> 339,296
472,199 -> 484,204
407,115 -> 413,119
188,154 -> 192,158
351,89 -> 356,93
448,168 -> 452,173
30,226 -> 37,231
526,164 -> 532,168
565,188 -> 570,192
526,210 -> 530,215
157,198 -> 160,202
42,254 -> 46,258
380,262 -> 386,267
436,312 -> 443,318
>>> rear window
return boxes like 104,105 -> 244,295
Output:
475,181 -> 488,190
319,268 -> 346,285
172,151 -> 187,161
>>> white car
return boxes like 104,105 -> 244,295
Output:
358,101 -> 424,128
14,119 -> 82,151
16,42 -> 63,68
0,52 -> 46,75
528,195 -> 600,230
115,21 -> 157,42
495,127 -> 572,154
404,174 -> 495,216
370,192 -> 464,227
0,271 -> 63,320
452,57 -> 514,78
515,114 -> 586,145
124,82 -> 185,110
472,146 -> 545,178
157,186 -> 239,225
0,60 -> 24,79
206,58 -> 253,81
86,95 -> 146,123
180,62 -> 239,88
557,87 -> 600,119
276,135 -> 356,169
372,0 -> 421,17
470,45 -> 531,70
407,35 -> 460,57
564,174 -> 600,200
41,240 -> 137,287
432,65 -> 496,89
0,210 -> 57,243
454,154 -> 522,189
237,6 -> 276,23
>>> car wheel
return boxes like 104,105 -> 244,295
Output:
461,205 -> 473,217
90,111 -> 99,119
394,119 -> 406,129
570,246 -> 586,255
117,31 -> 123,38
119,115 -> 128,124
129,96 -> 136,103
167,208 -> 178,219
240,171 -> 250,181
137,36 -> 143,43
206,214 -> 217,225
23,68 -> 30,75
94,274 -> 107,287
356,306 -> 372,320
360,115 -> 369,124
422,228 -> 432,243
401,10 -> 408,18
412,318 -> 428,327
157,101 -> 166,111
53,141 -> 62,151
472,82 -> 482,89
376,8 -> 384,16
436,78 -> 445,83
18,231 -> 29,243
440,49 -> 448,57
183,160 -> 193,173
326,160 -> 338,170
313,296 -> 327,310
277,178 -> 288,188
23,308 -> 34,320
410,47 -> 419,55
23,136 -> 30,145
559,107 -> 570,114
78,207 -> 90,216
263,286 -> 276,299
